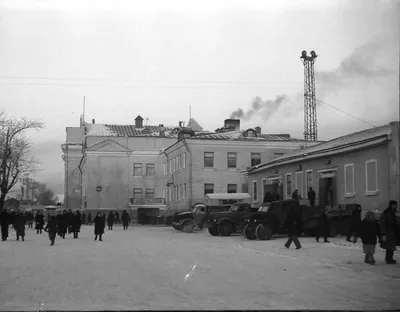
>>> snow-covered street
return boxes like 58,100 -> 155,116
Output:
0,225 -> 399,310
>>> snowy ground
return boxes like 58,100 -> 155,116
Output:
0,225 -> 399,311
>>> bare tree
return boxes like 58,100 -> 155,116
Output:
0,112 -> 44,211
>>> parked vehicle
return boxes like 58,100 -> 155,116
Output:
171,203 -> 231,233
203,203 -> 259,236
204,192 -> 252,206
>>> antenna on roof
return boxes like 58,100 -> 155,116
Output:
189,105 -> 192,119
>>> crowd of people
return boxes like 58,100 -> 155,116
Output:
0,209 -> 132,246
283,200 -> 398,265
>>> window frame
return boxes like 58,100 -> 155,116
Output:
365,159 -> 379,195
133,163 -> 142,176
262,178 -> 267,197
285,173 -> 292,199
204,183 -> 214,195
146,163 -> 155,176
183,183 -> 187,199
305,169 -> 313,191
227,152 -> 237,168
133,188 -> 142,198
344,163 -> 355,197
227,184 -> 237,194
204,152 -> 214,168
251,153 -> 261,167
183,153 -> 186,169
145,188 -> 155,199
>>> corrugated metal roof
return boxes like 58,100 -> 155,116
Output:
249,123 -> 393,172
189,131 -> 304,141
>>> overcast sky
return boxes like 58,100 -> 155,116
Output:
0,0 -> 399,194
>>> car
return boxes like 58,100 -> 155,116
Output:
203,203 -> 259,236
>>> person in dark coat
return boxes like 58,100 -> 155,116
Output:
307,187 -> 316,208
71,210 -> 81,239
81,212 -> 86,225
122,210 -> 131,230
140,212 -> 146,225
66,209 -> 74,234
316,211 -> 331,243
57,211 -> 67,239
107,212 -> 115,230
115,212 -> 121,224
284,206 -> 302,249
93,212 -> 105,241
44,215 -> 58,246
87,213 -> 92,225
354,211 -> 381,265
263,192 -> 273,203
346,204 -> 362,242
291,190 -> 299,200
379,200 -> 398,264
0,209 -> 11,241
27,212 -> 34,228
14,211 -> 26,241
35,211 -> 45,234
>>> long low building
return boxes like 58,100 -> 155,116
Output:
244,122 -> 400,212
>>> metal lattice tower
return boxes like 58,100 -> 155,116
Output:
300,50 -> 318,141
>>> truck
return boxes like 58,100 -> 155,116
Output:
203,203 -> 259,236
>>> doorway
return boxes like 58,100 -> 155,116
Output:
318,176 -> 336,208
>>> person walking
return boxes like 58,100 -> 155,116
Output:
0,209 -> 11,241
87,212 -> 92,225
57,211 -> 67,239
307,187 -> 316,208
35,211 -> 45,234
81,212 -> 86,225
71,211 -> 81,239
121,210 -> 131,230
107,211 -> 115,230
284,206 -> 302,249
379,200 -> 398,264
27,211 -> 34,228
93,212 -> 105,241
66,209 -> 74,234
346,204 -> 362,242
354,211 -> 381,265
316,211 -> 331,243
44,216 -> 58,246
291,190 -> 299,200
115,211 -> 121,224
14,211 -> 26,241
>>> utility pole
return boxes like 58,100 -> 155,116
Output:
300,50 -> 318,142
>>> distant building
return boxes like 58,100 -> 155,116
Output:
244,122 -> 400,212
161,119 -> 318,212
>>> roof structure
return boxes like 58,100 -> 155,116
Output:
189,131 -> 305,142
187,118 -> 204,132
246,123 -> 393,173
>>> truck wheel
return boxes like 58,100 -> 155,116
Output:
208,227 -> 218,236
182,220 -> 194,233
243,224 -> 257,240
256,224 -> 273,240
218,221 -> 234,236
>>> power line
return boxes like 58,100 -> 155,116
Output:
316,99 -> 376,128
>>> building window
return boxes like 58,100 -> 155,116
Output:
344,164 -> 355,196
295,172 -> 303,197
227,184 -> 237,193
253,181 -> 258,202
183,153 -> 186,169
183,183 -> 187,199
262,179 -> 267,197
163,163 -> 166,176
176,185 -> 179,201
133,163 -> 142,176
204,183 -> 214,195
306,170 -> 313,190
227,152 -> 237,168
204,152 -> 214,168
177,184 -> 181,200
168,187 -> 171,202
173,158 -> 176,172
146,163 -> 155,176
177,156 -> 181,171
169,159 -> 172,174
162,188 -> 165,199
246,130 -> 255,137
146,188 -> 154,199
242,183 -> 249,193
285,173 -> 292,198
251,153 -> 261,167
274,153 -> 284,159
133,188 -> 142,198
365,160 -> 378,194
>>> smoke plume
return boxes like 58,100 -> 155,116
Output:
230,94 -> 287,121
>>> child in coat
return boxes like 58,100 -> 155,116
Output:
44,216 -> 58,246
354,211 -> 381,265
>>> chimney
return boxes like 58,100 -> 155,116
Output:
92,119 -> 95,124
224,119 -> 240,131
159,124 -> 164,127
135,115 -> 143,128
254,126 -> 261,134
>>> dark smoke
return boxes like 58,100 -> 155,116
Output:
316,38 -> 396,86
230,95 -> 287,120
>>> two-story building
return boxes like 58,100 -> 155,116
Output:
244,122 -> 400,213
161,119 -> 319,212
